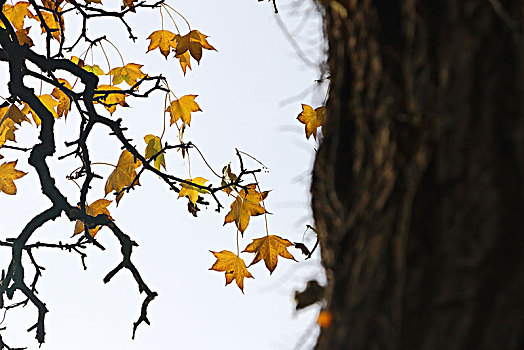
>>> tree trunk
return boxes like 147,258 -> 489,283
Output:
312,1 -> 524,348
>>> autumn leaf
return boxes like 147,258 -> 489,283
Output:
0,160 -> 26,195
83,64 -> 105,76
146,30 -> 176,58
174,30 -> 216,63
224,184 -> 268,233
209,250 -> 253,293
51,78 -> 72,118
220,163 -> 237,195
1,2 -> 35,30
243,235 -> 296,274
42,0 -> 64,9
105,150 -> 141,204
70,55 -> 85,67
108,63 -> 146,87
297,104 -> 326,140
121,0 -> 136,11
178,177 -> 208,205
176,51 -> 191,75
40,9 -> 64,42
15,27 -> 33,46
144,134 -> 165,170
21,94 -> 60,126
94,85 -> 128,115
0,104 -> 30,147
73,199 -> 113,237
165,95 -> 201,126
317,310 -> 333,328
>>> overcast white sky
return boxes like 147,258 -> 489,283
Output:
0,0 -> 327,349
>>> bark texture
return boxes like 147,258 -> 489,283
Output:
312,0 -> 524,348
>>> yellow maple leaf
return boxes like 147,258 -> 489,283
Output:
105,150 -> 141,204
21,94 -> 60,126
40,9 -> 64,42
144,134 -> 165,170
224,184 -> 268,233
178,177 -> 208,205
1,2 -> 35,30
174,30 -> 216,63
165,95 -> 201,126
297,104 -> 326,140
94,85 -> 128,115
51,78 -> 72,118
73,199 -> 112,237
0,160 -> 26,195
108,63 -> 146,87
243,235 -> 296,274
209,250 -> 253,293
0,104 -> 30,148
83,64 -> 105,76
146,30 -> 176,58
15,27 -> 33,47
176,51 -> 191,75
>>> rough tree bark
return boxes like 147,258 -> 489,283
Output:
312,0 -> 524,348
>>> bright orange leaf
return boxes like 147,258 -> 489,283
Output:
146,30 -> 176,58
0,160 -> 26,195
178,177 -> 208,205
144,134 -> 165,171
297,104 -> 326,140
224,184 -> 268,233
21,94 -> 60,126
51,78 -> 72,118
94,85 -> 128,115
165,95 -> 201,126
209,250 -> 253,293
317,310 -> 333,328
174,30 -> 216,63
104,150 -> 141,204
73,199 -> 113,237
108,63 -> 146,87
243,235 -> 296,274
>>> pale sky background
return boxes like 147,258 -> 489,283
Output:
0,0 -> 327,349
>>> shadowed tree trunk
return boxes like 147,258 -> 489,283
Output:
312,0 -> 524,348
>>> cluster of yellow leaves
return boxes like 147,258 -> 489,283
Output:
73,199 -> 112,237
146,29 -> 216,75
297,104 -> 326,140
1,2 -> 64,42
105,150 -> 142,204
209,183 -> 297,292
